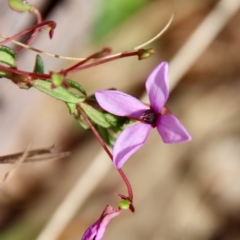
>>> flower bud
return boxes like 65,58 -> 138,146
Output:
8,0 -> 31,12
118,199 -> 131,210
51,73 -> 63,87
138,48 -> 155,60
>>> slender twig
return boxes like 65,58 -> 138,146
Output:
0,144 -> 31,187
0,152 -> 70,164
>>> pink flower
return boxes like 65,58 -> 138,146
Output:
82,205 -> 121,240
95,62 -> 191,169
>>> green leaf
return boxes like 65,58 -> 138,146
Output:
104,113 -> 119,127
77,117 -> 89,129
80,103 -> 111,128
8,0 -> 31,12
33,55 -> 44,73
32,80 -> 84,103
67,79 -> 86,96
108,133 -> 116,147
66,103 -> 77,115
97,126 -> 110,145
0,46 -> 17,67
104,113 -> 129,129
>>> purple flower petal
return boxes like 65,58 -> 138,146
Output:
82,221 -> 99,240
156,114 -> 191,143
113,122 -> 152,168
82,205 -> 121,240
145,62 -> 169,113
95,90 -> 148,118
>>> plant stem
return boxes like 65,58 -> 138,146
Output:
0,64 -> 50,80
0,21 -> 55,46
0,49 -> 140,84
59,48 -> 111,75
15,6 -> 43,53
77,104 -> 133,201
71,51 -> 141,73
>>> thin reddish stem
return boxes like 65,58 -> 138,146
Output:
15,7 -> 43,53
0,21 -> 55,46
69,51 -> 140,73
59,48 -> 111,75
0,64 -> 50,80
0,48 -> 140,83
77,104 -> 133,201
0,49 -> 141,86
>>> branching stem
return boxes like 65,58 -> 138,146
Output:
15,6 -> 43,52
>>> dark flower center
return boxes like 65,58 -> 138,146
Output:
141,109 -> 158,125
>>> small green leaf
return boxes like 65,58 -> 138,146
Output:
32,79 -> 84,103
97,126 -> 110,145
67,79 -> 86,96
108,134 -> 116,147
66,103 -> 77,115
78,118 -> 89,129
8,0 -> 32,12
104,113 -> 119,126
0,46 -> 17,67
80,103 -> 111,128
104,113 -> 129,129
33,55 -> 44,73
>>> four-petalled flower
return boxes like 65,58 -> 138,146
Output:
82,205 -> 121,240
95,62 -> 191,169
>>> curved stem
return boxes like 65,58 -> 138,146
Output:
0,20 -> 55,46
134,14 -> 174,50
117,170 -> 133,201
15,6 -> 43,53
77,104 -> 133,201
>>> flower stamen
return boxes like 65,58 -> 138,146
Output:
141,109 -> 158,125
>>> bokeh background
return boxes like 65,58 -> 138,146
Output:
1,0 -> 240,239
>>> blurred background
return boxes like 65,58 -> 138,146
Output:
1,0 -> 240,239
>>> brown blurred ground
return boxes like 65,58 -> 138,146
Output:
1,0 -> 240,240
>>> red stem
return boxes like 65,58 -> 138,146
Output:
59,48 -> 111,76
0,65 -> 50,80
0,20 -> 56,46
77,104 -> 133,201
15,7 -> 43,53
68,51 -> 140,73
0,49 -> 140,82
